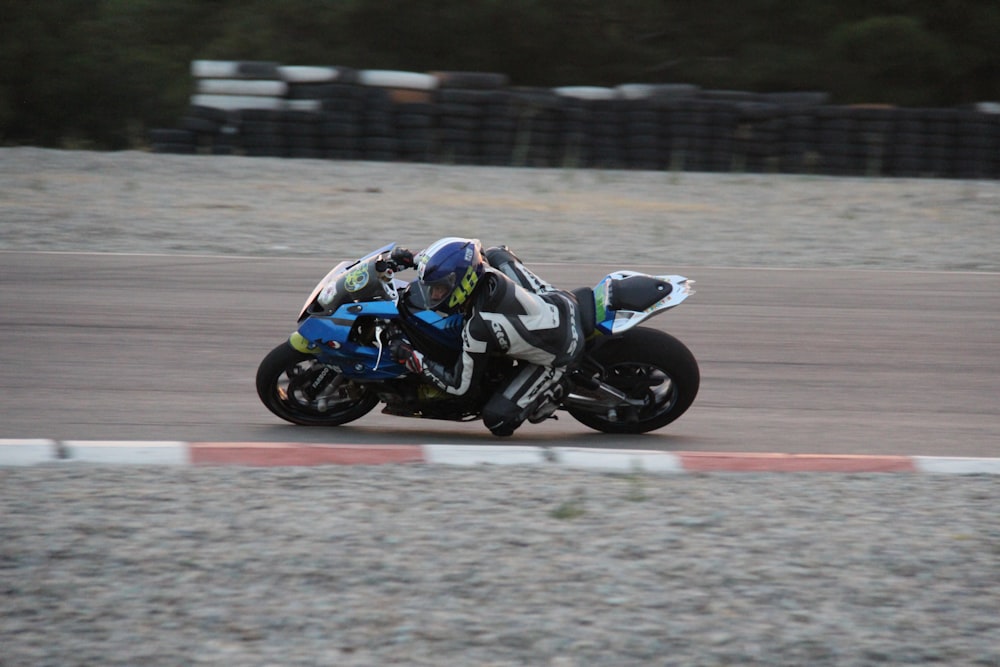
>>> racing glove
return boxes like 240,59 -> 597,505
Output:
390,247 -> 416,269
388,336 -> 424,374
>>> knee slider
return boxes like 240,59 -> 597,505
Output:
482,393 -> 523,437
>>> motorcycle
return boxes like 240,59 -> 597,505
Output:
256,243 -> 699,435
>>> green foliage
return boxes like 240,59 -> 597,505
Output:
1,0 -> 998,147
550,498 -> 586,520
826,16 -> 952,105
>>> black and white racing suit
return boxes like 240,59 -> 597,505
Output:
416,251 -> 585,436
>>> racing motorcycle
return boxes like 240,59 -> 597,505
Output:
256,244 -> 699,434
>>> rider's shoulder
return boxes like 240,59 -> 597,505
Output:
479,266 -> 507,290
473,268 -> 514,305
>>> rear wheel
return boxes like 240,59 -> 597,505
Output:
256,342 -> 379,426
568,327 -> 699,434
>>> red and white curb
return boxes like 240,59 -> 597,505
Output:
2,439 -> 1000,474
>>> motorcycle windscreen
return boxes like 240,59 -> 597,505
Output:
317,257 -> 389,313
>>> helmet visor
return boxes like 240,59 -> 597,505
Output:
412,272 -> 456,310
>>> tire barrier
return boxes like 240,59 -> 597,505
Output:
151,60 -> 1000,179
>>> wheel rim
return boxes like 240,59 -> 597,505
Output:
603,362 -> 678,422
276,358 -> 372,419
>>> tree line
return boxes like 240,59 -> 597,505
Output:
1,0 -> 997,149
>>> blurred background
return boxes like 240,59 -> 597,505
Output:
1,0 -> 998,151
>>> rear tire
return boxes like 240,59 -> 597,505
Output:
568,327 -> 699,434
256,342 -> 379,426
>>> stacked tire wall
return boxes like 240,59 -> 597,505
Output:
148,60 -> 1000,179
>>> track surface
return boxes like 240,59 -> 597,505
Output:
1,251 -> 997,457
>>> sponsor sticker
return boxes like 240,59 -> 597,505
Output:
344,265 -> 370,292
491,321 -> 510,351
447,265 -> 479,308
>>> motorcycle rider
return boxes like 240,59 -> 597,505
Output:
388,238 -> 585,437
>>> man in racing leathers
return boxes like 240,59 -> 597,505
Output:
388,237 -> 585,437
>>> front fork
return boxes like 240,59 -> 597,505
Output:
301,366 -> 345,401
287,332 -> 357,403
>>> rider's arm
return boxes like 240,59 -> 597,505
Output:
420,321 -> 489,395
484,245 -> 554,293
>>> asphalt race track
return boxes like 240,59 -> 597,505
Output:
1,251 -> 997,457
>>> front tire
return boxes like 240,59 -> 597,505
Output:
256,342 -> 379,426
568,327 -> 699,434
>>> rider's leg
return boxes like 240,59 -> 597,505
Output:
482,363 -> 566,436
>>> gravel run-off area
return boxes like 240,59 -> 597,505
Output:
2,466 -> 998,666
1,147 -> 999,270
1,148 -> 999,665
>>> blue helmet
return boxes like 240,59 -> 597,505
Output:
410,237 -> 485,313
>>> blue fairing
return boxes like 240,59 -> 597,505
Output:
409,309 -> 465,346
296,300 -> 464,380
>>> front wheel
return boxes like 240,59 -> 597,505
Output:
568,327 -> 699,434
256,342 -> 379,426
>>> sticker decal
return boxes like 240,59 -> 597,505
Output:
344,265 -> 370,292
447,265 -> 479,309
490,320 -> 510,351
595,281 -> 609,322
318,283 -> 338,307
